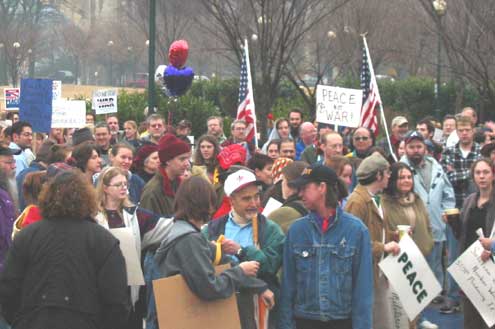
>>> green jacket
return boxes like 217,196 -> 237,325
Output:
202,213 -> 285,285
139,171 -> 175,217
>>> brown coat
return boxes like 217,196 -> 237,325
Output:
345,184 -> 394,285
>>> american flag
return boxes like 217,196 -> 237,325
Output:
360,41 -> 381,135
237,39 -> 257,145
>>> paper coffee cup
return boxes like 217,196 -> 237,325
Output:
397,225 -> 411,239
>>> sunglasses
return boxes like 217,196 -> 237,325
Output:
354,136 -> 370,142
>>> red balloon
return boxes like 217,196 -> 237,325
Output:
169,40 -> 189,68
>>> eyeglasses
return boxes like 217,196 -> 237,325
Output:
354,136 -> 369,142
107,182 -> 128,188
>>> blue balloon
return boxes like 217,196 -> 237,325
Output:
163,65 -> 194,97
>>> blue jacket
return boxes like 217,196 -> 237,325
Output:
401,155 -> 455,241
279,207 -> 373,329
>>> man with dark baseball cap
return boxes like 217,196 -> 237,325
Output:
280,163 -> 373,329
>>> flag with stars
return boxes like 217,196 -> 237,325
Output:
237,39 -> 257,144
360,41 -> 381,135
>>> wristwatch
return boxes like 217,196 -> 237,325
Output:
236,247 -> 246,261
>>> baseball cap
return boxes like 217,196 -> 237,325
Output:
289,164 -> 338,188
392,116 -> 408,127
404,131 -> 424,145
224,169 -> 261,197
0,146 -> 21,156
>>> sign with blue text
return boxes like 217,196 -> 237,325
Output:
52,100 -> 86,128
19,79 -> 53,133
92,89 -> 118,114
316,85 -> 362,128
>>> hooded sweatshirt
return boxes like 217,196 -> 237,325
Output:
154,220 -> 267,301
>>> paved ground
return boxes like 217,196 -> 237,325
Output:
423,303 -> 463,329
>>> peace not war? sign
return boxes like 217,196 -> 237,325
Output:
316,85 -> 362,128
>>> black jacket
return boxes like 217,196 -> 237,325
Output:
0,217 -> 130,329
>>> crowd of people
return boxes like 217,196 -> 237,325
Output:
0,107 -> 492,329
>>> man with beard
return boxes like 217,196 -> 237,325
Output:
288,109 -> 303,140
401,131 -> 455,328
203,169 -> 284,329
0,146 -> 21,210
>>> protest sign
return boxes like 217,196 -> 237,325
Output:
51,100 -> 86,128
92,89 -> 117,114
19,79 -> 53,133
262,198 -> 283,217
316,85 -> 362,128
379,235 -> 442,321
153,264 -> 241,329
389,288 -> 409,329
110,227 -> 145,286
4,88 -> 20,110
52,80 -> 62,101
448,240 -> 495,327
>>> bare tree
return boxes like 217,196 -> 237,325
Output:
200,0 -> 354,138
414,0 -> 495,118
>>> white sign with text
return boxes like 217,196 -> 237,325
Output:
379,235 -> 442,321
51,100 -> 86,128
92,89 -> 118,114
316,85 -> 362,128
448,240 -> 495,328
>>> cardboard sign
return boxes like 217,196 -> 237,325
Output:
448,241 -> 495,327
52,80 -> 62,101
379,235 -> 442,321
316,85 -> 362,128
153,264 -> 241,329
110,227 -> 145,286
4,88 -> 20,110
19,79 -> 53,133
52,100 -> 86,128
93,89 -> 117,114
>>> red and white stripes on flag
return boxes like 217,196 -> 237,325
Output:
360,38 -> 381,135
237,39 -> 257,147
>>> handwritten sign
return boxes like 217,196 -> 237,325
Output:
92,89 -> 117,114
316,85 -> 362,128
19,79 -> 53,133
448,241 -> 495,327
52,80 -> 62,101
389,289 -> 409,329
52,100 -> 86,128
379,235 -> 442,321
4,88 -> 20,110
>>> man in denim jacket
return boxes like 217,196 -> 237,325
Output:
279,164 -> 373,329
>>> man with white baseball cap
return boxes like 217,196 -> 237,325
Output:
203,168 -> 285,328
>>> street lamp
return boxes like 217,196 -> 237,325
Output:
12,42 -> 20,87
0,43 -> 5,85
433,0 -> 447,119
107,40 -> 114,85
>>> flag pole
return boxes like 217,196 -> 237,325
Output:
244,39 -> 258,149
362,35 -> 397,162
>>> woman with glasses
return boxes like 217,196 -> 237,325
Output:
95,166 -> 173,329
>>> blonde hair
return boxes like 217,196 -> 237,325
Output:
95,166 -> 133,212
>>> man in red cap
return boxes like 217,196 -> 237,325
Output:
139,133 -> 191,216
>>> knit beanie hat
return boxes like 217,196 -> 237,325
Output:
158,133 -> 191,164
271,157 -> 293,182
133,144 -> 158,171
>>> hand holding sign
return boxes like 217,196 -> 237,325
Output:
379,235 -> 442,321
